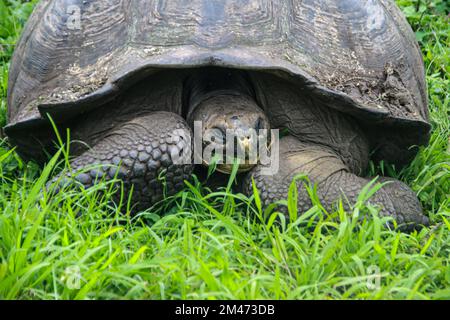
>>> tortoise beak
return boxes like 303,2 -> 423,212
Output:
239,137 -> 252,153
216,163 -> 256,174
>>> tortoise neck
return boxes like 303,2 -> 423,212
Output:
185,68 -> 255,118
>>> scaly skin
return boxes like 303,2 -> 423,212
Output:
244,136 -> 429,232
54,112 -> 193,212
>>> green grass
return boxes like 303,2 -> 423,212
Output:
0,0 -> 449,300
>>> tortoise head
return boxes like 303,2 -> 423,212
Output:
188,93 -> 271,174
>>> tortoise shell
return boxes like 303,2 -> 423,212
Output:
5,0 -> 430,164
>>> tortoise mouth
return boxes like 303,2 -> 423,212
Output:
200,134 -> 270,175
198,128 -> 273,175
202,159 -> 256,174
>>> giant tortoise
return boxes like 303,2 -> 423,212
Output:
5,0 -> 431,229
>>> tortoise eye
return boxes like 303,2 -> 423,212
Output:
209,128 -> 225,144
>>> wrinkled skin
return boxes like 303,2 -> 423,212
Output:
53,68 -> 429,231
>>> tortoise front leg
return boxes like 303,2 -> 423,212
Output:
244,136 -> 429,231
53,111 -> 193,212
